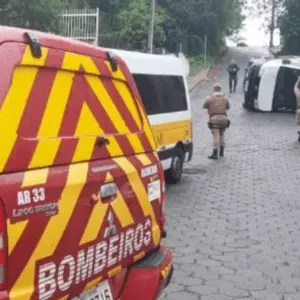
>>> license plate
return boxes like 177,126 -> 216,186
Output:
76,281 -> 113,300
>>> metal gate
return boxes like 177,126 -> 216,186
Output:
59,8 -> 99,45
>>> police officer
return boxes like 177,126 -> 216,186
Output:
294,76 -> 300,141
203,83 -> 230,159
227,59 -> 240,93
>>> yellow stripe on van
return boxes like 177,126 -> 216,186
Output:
136,153 -> 152,166
62,52 -> 100,74
113,157 -> 161,247
151,119 -> 192,148
7,221 -> 28,256
113,80 -> 142,129
21,46 -> 48,66
22,168 -> 49,187
80,201 -> 108,245
0,69 -> 44,172
9,163 -> 89,300
85,75 -> 131,134
37,70 -> 74,137
80,171 -> 134,245
104,61 -> 125,81
136,102 -> 157,150
73,102 -> 123,159
0,46 -> 48,172
29,139 -> 61,169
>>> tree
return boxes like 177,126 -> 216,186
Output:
278,0 -> 300,54
117,0 -> 166,50
160,0 -> 245,56
0,0 -> 87,32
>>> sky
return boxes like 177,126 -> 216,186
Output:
240,16 -> 280,47
226,3 -> 281,48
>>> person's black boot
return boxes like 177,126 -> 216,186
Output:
298,132 -> 300,142
219,146 -> 224,157
208,148 -> 218,159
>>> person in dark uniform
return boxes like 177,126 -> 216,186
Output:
227,59 -> 240,93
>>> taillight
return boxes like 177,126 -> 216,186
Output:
160,174 -> 166,232
0,201 -> 7,290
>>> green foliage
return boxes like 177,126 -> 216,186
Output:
117,0 -> 166,50
0,0 -> 67,32
278,0 -> 300,54
0,0 -> 246,56
189,54 -> 214,76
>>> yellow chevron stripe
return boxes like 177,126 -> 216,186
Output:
127,135 -> 145,153
0,46 -> 48,172
112,80 -> 142,129
80,171 -> 134,245
21,46 -> 48,66
62,52 -> 100,74
104,170 -> 134,228
136,154 -> 152,166
0,71 -> 43,171
22,168 -> 49,187
136,101 -> 157,150
72,102 -> 123,161
104,61 -> 125,81
7,220 -> 27,256
9,163 -> 89,300
28,139 -> 61,169
85,75 -> 131,134
37,71 -> 74,137
113,157 -> 161,246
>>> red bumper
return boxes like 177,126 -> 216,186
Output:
119,246 -> 173,300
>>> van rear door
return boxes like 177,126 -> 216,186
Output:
0,41 -> 164,299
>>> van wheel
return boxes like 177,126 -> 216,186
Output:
165,147 -> 184,184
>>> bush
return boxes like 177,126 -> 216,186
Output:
189,54 -> 214,76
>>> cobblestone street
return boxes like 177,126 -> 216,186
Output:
161,47 -> 300,300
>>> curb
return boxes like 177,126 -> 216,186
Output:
188,47 -> 228,93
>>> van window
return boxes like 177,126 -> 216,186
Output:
133,74 -> 188,115
14,66 -> 143,138
273,66 -> 297,111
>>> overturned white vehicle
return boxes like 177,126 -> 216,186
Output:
243,57 -> 300,112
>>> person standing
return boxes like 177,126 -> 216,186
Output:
203,83 -> 230,159
227,59 -> 240,93
294,76 -> 300,141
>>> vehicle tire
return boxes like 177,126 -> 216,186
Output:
165,147 -> 184,185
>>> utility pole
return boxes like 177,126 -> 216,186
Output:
148,0 -> 156,53
204,34 -> 207,69
269,0 -> 275,49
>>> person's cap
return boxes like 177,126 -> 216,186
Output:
213,83 -> 221,89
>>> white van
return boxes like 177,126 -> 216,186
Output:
244,56 -> 300,112
108,48 -> 192,184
